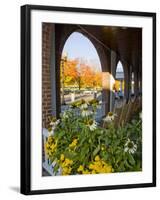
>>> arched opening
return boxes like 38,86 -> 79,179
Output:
113,61 -> 125,107
60,31 -> 104,121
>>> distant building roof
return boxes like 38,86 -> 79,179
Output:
115,71 -> 124,80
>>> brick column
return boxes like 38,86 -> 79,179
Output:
42,23 -> 53,128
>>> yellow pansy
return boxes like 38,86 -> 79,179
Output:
89,163 -> 94,170
65,158 -> 73,165
44,138 -> 57,158
69,139 -> 78,148
62,166 -> 72,175
91,170 -> 96,174
61,158 -> 73,168
88,156 -> 113,174
82,169 -> 90,174
47,136 -> 53,143
60,154 -> 65,161
51,143 -> 57,151
77,165 -> 84,172
95,155 -> 100,161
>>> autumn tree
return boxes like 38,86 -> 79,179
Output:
93,72 -> 102,88
62,59 -> 78,87
60,57 -> 102,90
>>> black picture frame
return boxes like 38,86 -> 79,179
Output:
21,4 -> 156,195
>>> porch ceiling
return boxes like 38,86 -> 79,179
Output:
82,25 -> 142,71
56,23 -> 142,72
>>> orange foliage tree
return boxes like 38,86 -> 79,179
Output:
61,58 -> 102,90
62,59 -> 78,87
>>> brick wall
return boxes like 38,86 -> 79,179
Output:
42,23 -> 53,128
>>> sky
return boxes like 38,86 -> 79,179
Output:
62,32 -> 123,72
62,32 -> 101,71
116,61 -> 124,72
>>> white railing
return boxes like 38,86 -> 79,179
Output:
42,128 -> 61,176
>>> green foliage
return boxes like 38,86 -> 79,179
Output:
45,100 -> 142,175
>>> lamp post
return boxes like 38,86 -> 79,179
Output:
61,52 -> 67,105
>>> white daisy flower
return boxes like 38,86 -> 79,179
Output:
103,116 -> 112,123
81,109 -> 93,117
50,119 -> 60,131
62,111 -> 69,119
86,119 -> 98,131
80,103 -> 88,110
50,121 -> 54,126
124,139 -> 137,154
50,119 -> 60,126
89,99 -> 101,110
103,112 -> 116,123
55,119 -> 60,125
